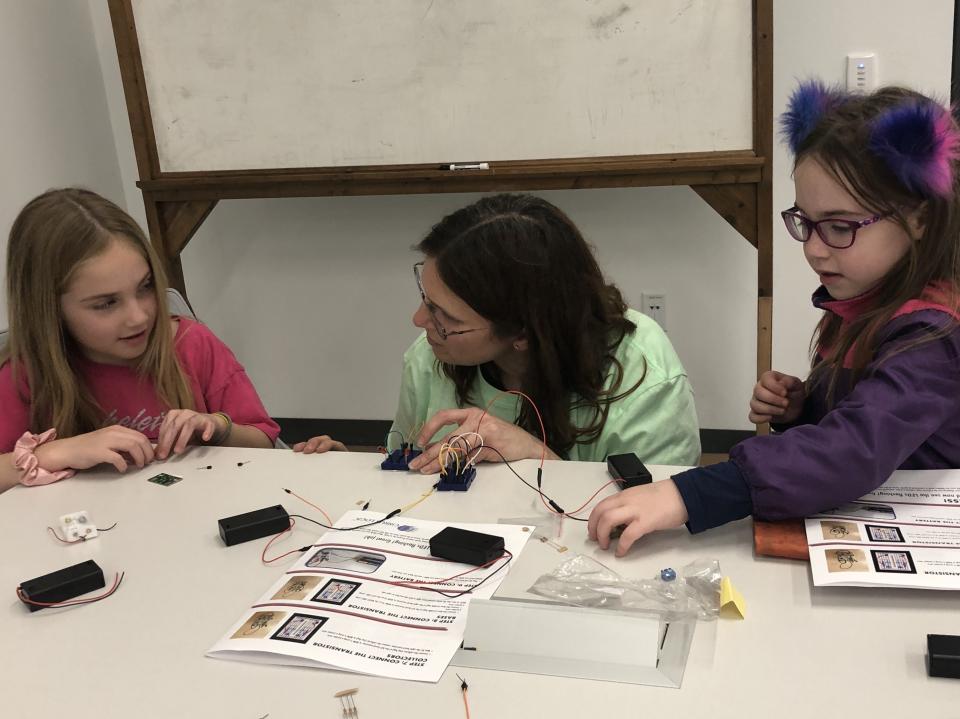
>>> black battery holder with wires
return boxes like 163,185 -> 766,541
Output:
219,505 -> 290,546
607,452 -> 652,489
430,526 -> 504,566
18,560 -> 105,612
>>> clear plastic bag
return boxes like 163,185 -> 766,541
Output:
528,554 -> 722,621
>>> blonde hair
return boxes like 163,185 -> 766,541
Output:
1,188 -> 194,436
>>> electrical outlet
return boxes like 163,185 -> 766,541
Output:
642,293 -> 666,331
846,53 -> 877,92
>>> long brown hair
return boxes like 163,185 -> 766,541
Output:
793,88 -> 960,401
1,188 -> 194,436
417,193 -> 643,455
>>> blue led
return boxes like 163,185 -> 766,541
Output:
660,567 -> 677,582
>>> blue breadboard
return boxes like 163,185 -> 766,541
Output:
380,448 -> 422,471
437,466 -> 476,491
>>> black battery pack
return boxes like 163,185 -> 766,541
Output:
607,452 -> 652,489
218,504 -> 290,546
19,560 -> 106,612
430,526 -> 504,566
928,634 -> 960,679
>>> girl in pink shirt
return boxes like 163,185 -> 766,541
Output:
0,188 -> 279,492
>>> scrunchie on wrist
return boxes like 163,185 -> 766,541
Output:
13,429 -> 76,487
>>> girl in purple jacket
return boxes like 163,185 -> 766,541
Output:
590,81 -> 960,555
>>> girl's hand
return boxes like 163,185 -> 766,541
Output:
35,426 -> 156,473
292,435 -> 348,453
748,370 -> 805,424
408,408 -> 558,474
155,410 -> 226,459
587,480 -> 689,557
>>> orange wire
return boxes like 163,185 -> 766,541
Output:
462,687 -> 471,719
261,518 -> 302,563
477,390 -> 614,520
283,488 -> 333,525
477,389 -> 547,467
564,479 -> 620,516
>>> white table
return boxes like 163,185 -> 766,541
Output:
1,447 -> 956,717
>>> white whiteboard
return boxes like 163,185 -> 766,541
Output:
133,0 -> 754,173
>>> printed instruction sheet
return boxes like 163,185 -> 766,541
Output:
208,511 -> 530,681
806,469 -> 960,589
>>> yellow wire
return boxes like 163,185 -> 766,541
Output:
401,485 -> 436,513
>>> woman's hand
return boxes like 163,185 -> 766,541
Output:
35,426 -> 156,473
155,410 -> 226,459
587,479 -> 689,557
292,435 -> 348,454
748,370 -> 805,424
408,407 -> 558,474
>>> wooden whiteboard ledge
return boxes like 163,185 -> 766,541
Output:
138,151 -> 764,201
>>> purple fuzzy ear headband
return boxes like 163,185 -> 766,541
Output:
868,101 -> 960,197
781,79 -> 960,198
779,79 -> 846,154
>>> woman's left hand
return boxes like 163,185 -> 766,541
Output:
292,435 -> 348,454
408,407 -> 558,474
587,479 -> 689,556
155,410 -> 226,459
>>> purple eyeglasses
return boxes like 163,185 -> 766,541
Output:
781,206 -> 890,249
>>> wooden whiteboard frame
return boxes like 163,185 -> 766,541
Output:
108,0 -> 773,383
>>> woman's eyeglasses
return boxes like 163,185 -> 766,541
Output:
413,262 -> 486,341
781,206 -> 889,249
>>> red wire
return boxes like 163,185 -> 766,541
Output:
261,518 -> 303,564
474,388 -> 616,520
477,390 -> 615,517
283,488 -> 333,525
477,390 -> 547,467
387,549 -> 513,589
17,572 -> 124,608
563,479 -> 620,516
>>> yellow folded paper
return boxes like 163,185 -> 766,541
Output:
720,577 -> 746,619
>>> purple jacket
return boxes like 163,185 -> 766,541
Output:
674,286 -> 960,532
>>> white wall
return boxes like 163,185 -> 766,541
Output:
8,1 -> 950,431
0,0 -> 125,323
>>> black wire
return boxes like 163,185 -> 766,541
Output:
98,522 -> 118,531
476,444 -> 548,496
288,510 -> 400,532
476,445 -> 588,522
288,511 -> 514,598
403,550 -> 514,598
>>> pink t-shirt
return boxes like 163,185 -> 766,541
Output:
0,318 -> 280,452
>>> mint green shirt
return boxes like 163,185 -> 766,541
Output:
390,309 -> 700,464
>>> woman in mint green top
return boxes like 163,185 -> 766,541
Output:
389,193 -> 701,473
